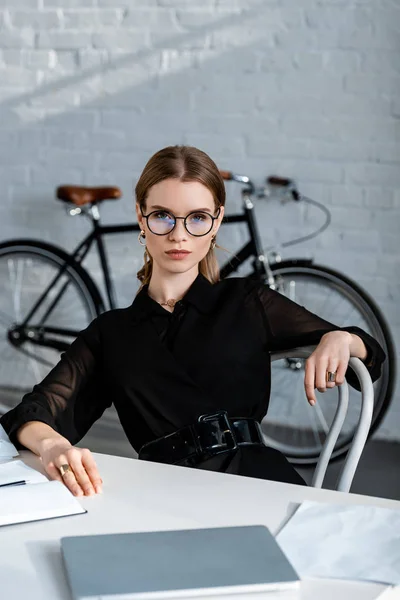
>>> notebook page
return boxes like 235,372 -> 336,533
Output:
0,460 -> 48,485
0,425 -> 18,461
0,480 -> 86,526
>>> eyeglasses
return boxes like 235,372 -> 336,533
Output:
140,206 -> 221,237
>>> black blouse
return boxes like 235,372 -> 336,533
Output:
1,274 -> 385,456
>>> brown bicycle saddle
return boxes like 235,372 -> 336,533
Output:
56,185 -> 122,206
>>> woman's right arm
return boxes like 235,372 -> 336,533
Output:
0,318 -> 110,496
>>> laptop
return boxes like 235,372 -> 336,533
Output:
61,525 -> 300,599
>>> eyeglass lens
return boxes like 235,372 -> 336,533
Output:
147,210 -> 214,236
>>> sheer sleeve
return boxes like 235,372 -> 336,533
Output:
252,282 -> 386,389
0,318 -> 111,448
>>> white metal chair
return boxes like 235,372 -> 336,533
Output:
270,346 -> 374,493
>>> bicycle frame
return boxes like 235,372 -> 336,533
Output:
11,179 -> 276,353
64,185 -> 274,312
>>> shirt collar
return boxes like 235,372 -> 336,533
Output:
129,273 -> 219,322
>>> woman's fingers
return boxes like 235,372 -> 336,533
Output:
81,449 -> 103,494
315,355 -> 330,392
335,360 -> 348,386
53,452 -> 84,497
304,356 -> 317,405
325,359 -> 339,389
45,461 -> 64,483
68,451 -> 96,497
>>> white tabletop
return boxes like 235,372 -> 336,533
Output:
1,451 -> 399,600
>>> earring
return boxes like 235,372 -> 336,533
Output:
210,236 -> 216,250
138,230 -> 146,247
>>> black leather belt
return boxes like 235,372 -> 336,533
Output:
138,411 -> 265,467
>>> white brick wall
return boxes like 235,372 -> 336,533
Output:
0,0 -> 399,439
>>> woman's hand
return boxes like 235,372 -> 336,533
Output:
39,438 -> 103,497
304,331 -> 367,406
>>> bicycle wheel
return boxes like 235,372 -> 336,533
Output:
0,240 -> 102,415
256,260 -> 396,465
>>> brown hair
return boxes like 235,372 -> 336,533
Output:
135,145 -> 226,289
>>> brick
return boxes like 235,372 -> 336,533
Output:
372,210 -> 400,235
328,185 -> 364,207
247,136 -> 311,159
0,0 -> 38,6
259,49 -> 295,72
97,152 -> 150,172
176,8 -> 239,29
183,133 -> 245,158
276,160 -> 344,184
344,74 -> 400,96
376,257 -> 400,282
361,50 -> 400,75
98,0 -> 157,4
0,67 -> 38,87
92,30 -> 149,50
9,9 -> 61,29
279,72 -> 344,96
31,165 -> 84,185
63,9 -> 124,29
338,118 -> 400,143
43,0 -> 94,5
157,0 -> 213,6
329,206 -> 372,229
77,48 -> 109,69
21,49 -> 56,68
123,7 -> 179,29
0,166 -> 30,184
37,31 -> 92,49
392,98 -> 400,118
193,89 -> 259,116
0,50 -> 23,67
320,95 -> 391,118
280,117 -> 339,141
305,6 -> 372,29
363,188 -> 395,209
55,50 -> 78,71
40,111 -> 98,131
346,164 -> 400,186
0,30 -> 35,48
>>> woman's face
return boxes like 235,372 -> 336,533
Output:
136,178 -> 224,276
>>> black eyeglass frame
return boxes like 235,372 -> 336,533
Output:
140,206 -> 221,237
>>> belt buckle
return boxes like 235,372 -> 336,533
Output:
196,410 -> 238,456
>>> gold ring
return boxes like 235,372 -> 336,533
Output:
59,464 -> 72,477
326,371 -> 337,383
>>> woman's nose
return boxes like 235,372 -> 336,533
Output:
169,219 -> 188,241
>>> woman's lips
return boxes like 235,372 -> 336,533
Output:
165,251 -> 191,260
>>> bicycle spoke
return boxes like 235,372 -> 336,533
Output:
0,246 -> 98,414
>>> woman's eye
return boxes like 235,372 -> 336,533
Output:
191,213 -> 207,222
155,211 -> 171,220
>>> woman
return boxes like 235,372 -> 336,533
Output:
0,146 -> 385,497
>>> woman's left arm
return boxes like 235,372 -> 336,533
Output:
252,283 -> 386,404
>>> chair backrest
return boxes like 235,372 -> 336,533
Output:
269,346 -> 374,493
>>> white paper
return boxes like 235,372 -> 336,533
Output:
0,460 -> 48,485
277,501 -> 400,586
376,587 -> 400,599
0,425 -> 19,460
0,480 -> 85,526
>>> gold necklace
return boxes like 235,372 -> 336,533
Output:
160,298 -> 179,308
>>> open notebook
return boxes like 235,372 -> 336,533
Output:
0,479 -> 86,526
62,525 -> 300,599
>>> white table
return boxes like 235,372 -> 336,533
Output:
1,451 -> 399,600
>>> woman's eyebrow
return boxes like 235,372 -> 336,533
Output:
149,205 -> 213,213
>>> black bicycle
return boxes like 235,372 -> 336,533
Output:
0,173 -> 395,465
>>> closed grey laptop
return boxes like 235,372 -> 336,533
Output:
61,525 -> 300,600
